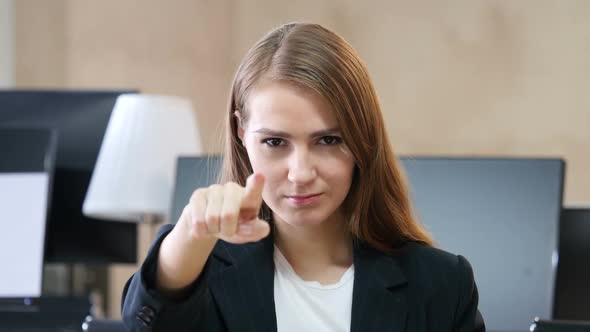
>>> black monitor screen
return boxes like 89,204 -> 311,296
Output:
0,90 -> 138,264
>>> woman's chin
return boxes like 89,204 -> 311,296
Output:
272,211 -> 328,228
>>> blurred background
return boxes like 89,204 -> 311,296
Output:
1,0 -> 589,324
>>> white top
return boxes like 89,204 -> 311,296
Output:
273,245 -> 354,332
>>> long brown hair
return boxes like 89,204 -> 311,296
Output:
221,22 -> 433,251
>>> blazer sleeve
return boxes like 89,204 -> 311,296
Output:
453,255 -> 486,332
121,224 -> 222,332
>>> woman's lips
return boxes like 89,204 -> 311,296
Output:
286,193 -> 322,206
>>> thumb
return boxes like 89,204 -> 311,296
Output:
235,218 -> 270,242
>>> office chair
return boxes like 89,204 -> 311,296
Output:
530,317 -> 590,332
82,316 -> 127,332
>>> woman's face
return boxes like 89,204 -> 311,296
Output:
239,82 -> 355,228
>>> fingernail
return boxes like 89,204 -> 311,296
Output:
238,224 -> 253,235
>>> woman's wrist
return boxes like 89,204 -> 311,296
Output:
156,222 -> 217,292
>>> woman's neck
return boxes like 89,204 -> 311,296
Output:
272,212 -> 353,283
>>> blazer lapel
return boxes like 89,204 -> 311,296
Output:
207,235 -> 277,332
350,242 -> 408,332
207,235 -> 409,332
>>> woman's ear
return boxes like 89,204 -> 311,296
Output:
237,127 -> 245,143
234,111 -> 245,143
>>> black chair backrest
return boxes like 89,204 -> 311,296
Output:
553,208 -> 590,320
531,318 -> 590,332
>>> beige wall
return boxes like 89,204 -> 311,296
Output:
0,0 -> 15,87
15,0 -> 590,318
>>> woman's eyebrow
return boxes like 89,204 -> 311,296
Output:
253,127 -> 340,138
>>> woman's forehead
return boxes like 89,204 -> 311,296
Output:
246,82 -> 337,130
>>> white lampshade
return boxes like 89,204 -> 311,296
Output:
83,93 -> 202,222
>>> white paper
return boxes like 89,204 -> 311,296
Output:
0,173 -> 49,297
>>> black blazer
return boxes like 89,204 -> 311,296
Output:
122,224 -> 486,331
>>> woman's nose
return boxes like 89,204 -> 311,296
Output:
287,149 -> 317,185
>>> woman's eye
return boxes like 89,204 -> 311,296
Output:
262,138 -> 285,147
318,136 -> 342,145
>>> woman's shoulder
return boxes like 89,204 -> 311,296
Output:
392,241 -> 476,270
397,241 -> 464,265
393,241 -> 476,288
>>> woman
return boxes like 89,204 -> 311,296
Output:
122,22 -> 485,331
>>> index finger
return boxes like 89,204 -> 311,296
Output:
240,173 -> 265,220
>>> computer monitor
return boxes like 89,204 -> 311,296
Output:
399,157 -> 565,332
169,155 -> 566,331
0,128 -> 57,297
0,90 -> 138,264
169,155 -> 222,224
553,207 -> 590,321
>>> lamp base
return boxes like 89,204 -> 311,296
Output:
137,214 -> 164,262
